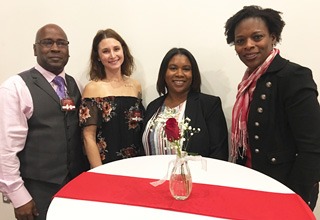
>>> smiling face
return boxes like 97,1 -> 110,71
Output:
33,24 -> 69,75
98,38 -> 124,74
165,54 -> 192,96
234,17 -> 276,73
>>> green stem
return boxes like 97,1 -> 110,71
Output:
180,158 -> 187,195
175,141 -> 181,157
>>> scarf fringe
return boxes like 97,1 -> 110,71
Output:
231,129 -> 249,162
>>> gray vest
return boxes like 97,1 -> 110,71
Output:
18,68 -> 88,184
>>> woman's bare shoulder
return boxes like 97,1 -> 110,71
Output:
125,77 -> 141,89
82,80 -> 103,97
121,77 -> 141,98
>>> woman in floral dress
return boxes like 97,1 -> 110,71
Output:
79,29 -> 145,168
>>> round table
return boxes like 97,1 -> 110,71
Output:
47,155 -> 315,220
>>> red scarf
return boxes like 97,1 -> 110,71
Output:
231,48 -> 279,162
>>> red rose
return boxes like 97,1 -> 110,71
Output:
165,118 -> 180,142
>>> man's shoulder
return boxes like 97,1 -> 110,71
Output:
18,68 -> 38,77
64,74 -> 83,93
65,73 -> 79,84
0,73 -> 31,103
65,73 -> 76,80
1,74 -> 27,89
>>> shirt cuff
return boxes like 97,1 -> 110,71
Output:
6,185 -> 32,208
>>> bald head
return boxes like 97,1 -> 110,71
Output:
35,24 -> 68,43
33,24 -> 69,75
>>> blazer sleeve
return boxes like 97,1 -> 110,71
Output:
204,96 -> 229,160
281,64 -> 320,199
187,93 -> 229,161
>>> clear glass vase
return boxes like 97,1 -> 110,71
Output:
169,151 -> 192,200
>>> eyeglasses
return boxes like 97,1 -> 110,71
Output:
36,39 -> 69,48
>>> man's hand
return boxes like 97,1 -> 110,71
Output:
14,200 -> 39,220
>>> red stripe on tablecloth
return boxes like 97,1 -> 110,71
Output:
53,172 -> 315,220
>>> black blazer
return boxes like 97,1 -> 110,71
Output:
143,91 -> 228,161
238,54 -> 320,209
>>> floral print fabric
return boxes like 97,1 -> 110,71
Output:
79,96 -> 144,163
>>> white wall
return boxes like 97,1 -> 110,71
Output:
1,0 -> 320,219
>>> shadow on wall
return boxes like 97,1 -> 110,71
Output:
201,69 -> 233,161
201,68 -> 232,124
201,69 -> 231,105
132,58 -> 158,107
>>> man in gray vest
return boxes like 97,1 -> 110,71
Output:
0,24 -> 89,220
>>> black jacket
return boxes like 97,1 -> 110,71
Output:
238,54 -> 320,210
143,91 -> 229,161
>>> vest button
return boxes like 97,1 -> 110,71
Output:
255,122 -> 260,127
260,94 -> 267,100
255,149 -> 260,153
271,158 -> 276,163
254,135 -> 259,140
257,107 -> 263,113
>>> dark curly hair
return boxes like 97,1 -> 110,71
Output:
156,48 -> 201,95
224,5 -> 285,45
89,28 -> 134,80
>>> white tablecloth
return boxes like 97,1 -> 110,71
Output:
47,155 -> 300,220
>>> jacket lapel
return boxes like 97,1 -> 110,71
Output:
265,54 -> 289,74
145,96 -> 165,123
30,69 -> 61,104
185,91 -> 199,127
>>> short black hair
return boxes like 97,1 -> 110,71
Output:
156,48 -> 201,95
225,5 -> 285,45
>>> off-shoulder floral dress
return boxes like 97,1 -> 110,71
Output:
79,96 -> 145,164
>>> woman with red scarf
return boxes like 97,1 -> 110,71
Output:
225,5 -> 320,210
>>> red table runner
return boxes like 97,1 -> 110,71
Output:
53,172 -> 315,220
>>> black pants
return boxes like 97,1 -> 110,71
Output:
23,178 -> 68,220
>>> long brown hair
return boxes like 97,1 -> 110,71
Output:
89,28 -> 134,80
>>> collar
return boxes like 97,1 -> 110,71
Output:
265,54 -> 289,74
35,63 -> 66,84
